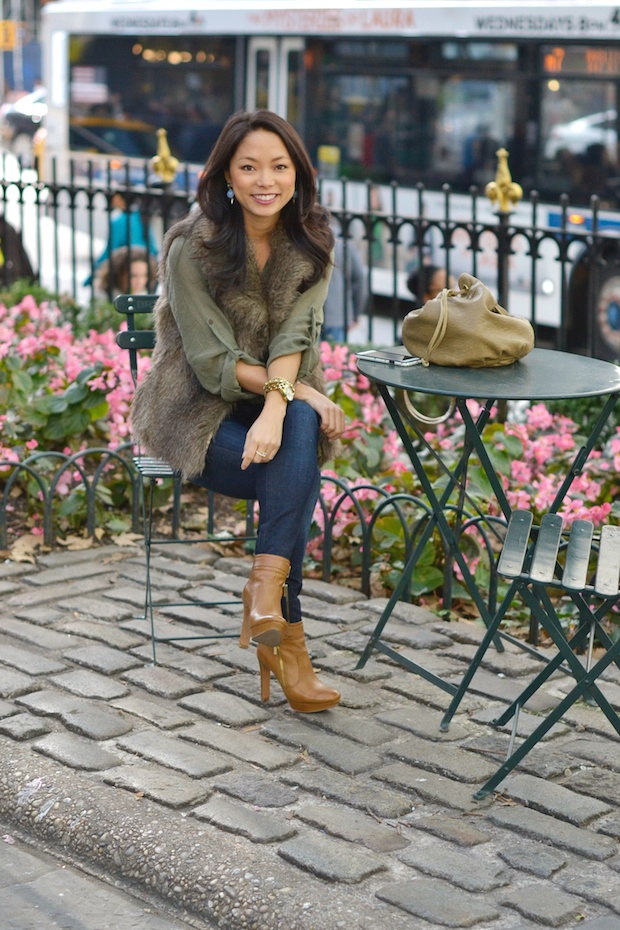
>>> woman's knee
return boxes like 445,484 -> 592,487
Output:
283,400 -> 320,446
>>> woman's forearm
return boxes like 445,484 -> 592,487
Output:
236,354 -> 302,395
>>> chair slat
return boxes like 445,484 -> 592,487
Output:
594,525 -> 620,597
562,520 -> 594,590
497,510 -> 533,578
114,294 -> 158,314
135,456 -> 175,478
116,331 -> 156,350
529,513 -> 563,583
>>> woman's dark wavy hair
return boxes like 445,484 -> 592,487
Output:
195,110 -> 333,298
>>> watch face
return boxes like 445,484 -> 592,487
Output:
284,384 -> 295,401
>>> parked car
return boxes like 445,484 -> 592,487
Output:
544,109 -> 617,160
0,86 -> 47,162
68,115 -> 160,159
34,115 -> 163,186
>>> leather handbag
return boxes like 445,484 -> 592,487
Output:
402,272 -> 535,368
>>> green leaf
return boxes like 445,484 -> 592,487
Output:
336,395 -> 358,419
11,369 -> 33,396
32,394 -> 69,415
485,443 -> 513,478
57,491 -> 86,517
411,565 -> 444,596
76,363 -> 104,384
4,353 -> 21,372
105,516 -> 132,533
43,408 -> 91,441
63,383 -> 88,405
502,432 -> 524,458
87,400 -> 109,421
467,464 -> 494,500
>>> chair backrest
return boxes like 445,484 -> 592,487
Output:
114,293 -> 158,387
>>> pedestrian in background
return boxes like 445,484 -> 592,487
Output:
407,264 -> 454,305
131,109 -> 344,714
95,245 -> 158,298
322,224 -> 367,343
0,214 -> 35,286
86,191 -> 159,286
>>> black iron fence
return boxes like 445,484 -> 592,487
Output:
0,446 -> 502,616
2,151 -> 620,360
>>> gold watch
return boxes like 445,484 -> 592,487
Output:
263,377 -> 295,402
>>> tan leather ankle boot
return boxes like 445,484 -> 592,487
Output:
256,621 -> 341,713
240,554 -> 290,649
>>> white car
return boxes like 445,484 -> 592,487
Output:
0,86 -> 47,163
544,109 -> 617,160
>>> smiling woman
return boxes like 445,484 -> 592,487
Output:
130,109 -> 345,714
224,129 -> 297,241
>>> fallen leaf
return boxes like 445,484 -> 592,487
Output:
8,533 -> 49,563
112,532 -> 144,547
56,535 -> 94,550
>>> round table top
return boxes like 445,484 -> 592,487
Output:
356,347 -> 620,401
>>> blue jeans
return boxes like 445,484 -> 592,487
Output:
191,400 -> 321,622
321,325 -> 346,343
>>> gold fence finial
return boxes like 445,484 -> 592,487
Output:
485,148 -> 523,213
151,128 -> 179,185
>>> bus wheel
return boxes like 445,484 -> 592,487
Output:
568,242 -> 620,361
594,263 -> 620,361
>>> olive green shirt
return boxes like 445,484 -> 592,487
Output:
166,236 -> 330,404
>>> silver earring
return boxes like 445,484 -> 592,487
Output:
226,183 -> 235,204
292,188 -> 298,202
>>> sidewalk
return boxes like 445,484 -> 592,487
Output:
0,831 -> 202,930
1,541 -> 620,930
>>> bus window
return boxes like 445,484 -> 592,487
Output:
433,79 -> 516,187
305,54 -> 516,190
540,78 -> 618,205
66,35 -> 238,165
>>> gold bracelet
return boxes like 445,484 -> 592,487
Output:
263,377 -> 295,403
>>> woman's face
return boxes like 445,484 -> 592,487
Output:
129,260 -> 150,294
426,268 -> 455,300
225,129 -> 296,231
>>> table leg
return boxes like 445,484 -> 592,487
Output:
473,634 -> 620,800
356,386 -> 507,676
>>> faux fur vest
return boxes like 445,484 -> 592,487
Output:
131,211 -> 333,479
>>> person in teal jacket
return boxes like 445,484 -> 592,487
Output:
85,192 -> 159,286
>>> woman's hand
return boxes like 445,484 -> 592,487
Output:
241,404 -> 286,469
294,383 -> 346,441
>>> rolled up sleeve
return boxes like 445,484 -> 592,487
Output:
166,238 -> 261,402
267,271 -> 331,378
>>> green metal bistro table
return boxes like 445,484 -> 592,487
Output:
355,348 -> 620,693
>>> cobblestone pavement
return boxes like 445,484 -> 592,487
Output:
1,542 -> 620,930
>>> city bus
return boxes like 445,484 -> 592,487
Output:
39,0 -> 620,351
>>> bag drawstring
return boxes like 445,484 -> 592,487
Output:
423,287 -> 451,366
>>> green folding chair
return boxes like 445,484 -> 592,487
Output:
441,509 -> 620,799
115,293 -> 256,664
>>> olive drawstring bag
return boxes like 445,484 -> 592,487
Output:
402,272 -> 535,368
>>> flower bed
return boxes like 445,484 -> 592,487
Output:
2,293 -> 620,618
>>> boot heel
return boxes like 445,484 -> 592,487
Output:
259,659 -> 271,702
239,600 -> 250,649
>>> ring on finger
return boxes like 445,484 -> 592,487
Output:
255,450 -> 267,458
